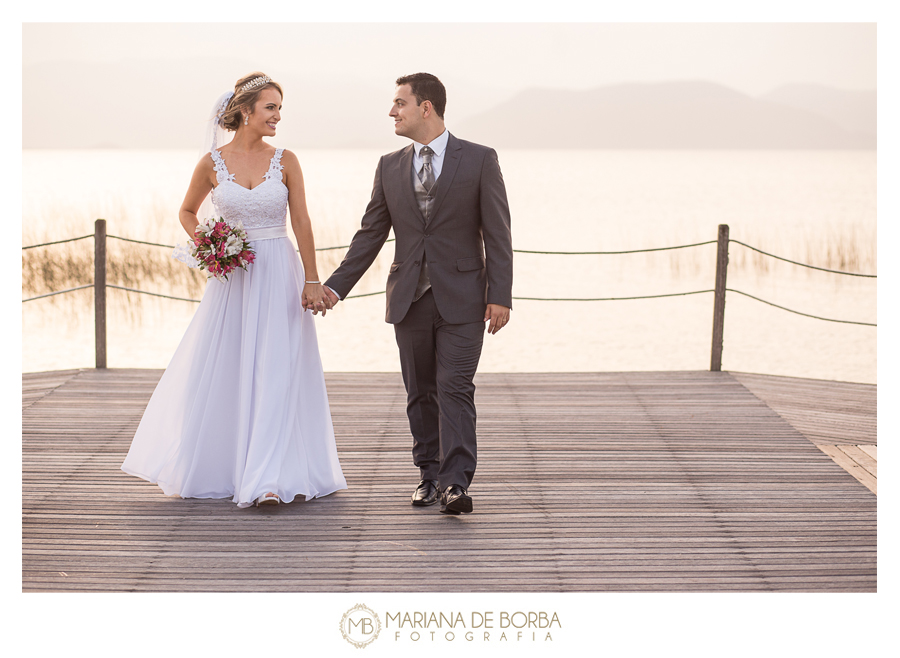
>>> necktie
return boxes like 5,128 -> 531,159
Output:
419,145 -> 435,192
413,145 -> 436,301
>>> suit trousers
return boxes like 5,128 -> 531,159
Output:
394,289 -> 485,490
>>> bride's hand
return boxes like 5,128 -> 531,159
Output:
303,283 -> 329,316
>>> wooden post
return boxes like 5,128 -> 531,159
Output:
94,219 -> 107,369
710,224 -> 729,372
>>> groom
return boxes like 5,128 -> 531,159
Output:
322,73 -> 513,515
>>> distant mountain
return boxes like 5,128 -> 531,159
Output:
455,81 -> 876,149
22,65 -> 876,151
759,83 -> 876,138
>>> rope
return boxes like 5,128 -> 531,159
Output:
22,283 -> 876,327
102,235 -> 398,252
513,290 -> 714,302
108,235 -> 176,249
105,285 -> 387,304
729,240 -> 876,278
107,285 -> 201,303
23,234 -> 876,287
513,240 -> 717,255
22,286 -> 714,305
727,288 -> 875,326
22,285 -> 94,302
316,238 -> 395,252
21,235 -> 93,250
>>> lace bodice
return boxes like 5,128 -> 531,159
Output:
210,148 -> 288,229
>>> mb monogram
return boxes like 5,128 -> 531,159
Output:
339,604 -> 382,648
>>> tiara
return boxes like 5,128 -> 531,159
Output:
240,76 -> 271,93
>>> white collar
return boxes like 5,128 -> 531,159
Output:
414,129 -> 450,157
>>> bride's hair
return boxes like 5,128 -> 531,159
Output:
222,72 -> 284,132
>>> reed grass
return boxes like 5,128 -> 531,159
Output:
23,225 -> 206,302
657,225 -> 876,277
22,204 -> 382,319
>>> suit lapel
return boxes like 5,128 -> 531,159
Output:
429,133 -> 462,223
395,144 -> 423,222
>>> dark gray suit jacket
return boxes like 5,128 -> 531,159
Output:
325,133 -> 513,325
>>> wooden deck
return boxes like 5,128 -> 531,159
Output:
22,369 -> 876,592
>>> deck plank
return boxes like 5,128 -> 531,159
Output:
817,446 -> 877,494
837,445 -> 878,478
733,371 -> 876,445
22,369 -> 877,592
858,444 -> 877,461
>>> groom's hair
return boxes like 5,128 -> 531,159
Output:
396,73 -> 446,119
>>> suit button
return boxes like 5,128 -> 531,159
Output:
414,261 -> 420,266
424,233 -> 430,238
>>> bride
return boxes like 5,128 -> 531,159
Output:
121,72 -> 347,507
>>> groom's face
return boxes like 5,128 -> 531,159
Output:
390,84 -> 425,140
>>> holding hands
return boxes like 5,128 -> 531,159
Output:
302,282 -> 332,315
323,287 -> 340,309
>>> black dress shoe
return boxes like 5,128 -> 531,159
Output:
411,479 -> 440,506
440,485 -> 473,515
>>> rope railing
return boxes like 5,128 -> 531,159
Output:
108,235 -> 178,249
22,221 -> 875,369
106,235 -> 714,255
22,235 -> 93,250
91,288 -> 875,328
729,239 -> 876,278
33,283 -> 876,327
101,236 -> 712,256
513,290 -> 714,302
22,284 -> 94,303
28,285 -> 714,306
21,233 -> 395,253
104,234 -> 400,252
726,289 -> 876,327
106,285 -> 205,304
102,287 -> 387,304
316,239 -> 395,252
512,240 -> 718,255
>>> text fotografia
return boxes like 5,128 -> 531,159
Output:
387,611 -> 561,642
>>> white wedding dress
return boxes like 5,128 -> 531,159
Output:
122,148 -> 347,507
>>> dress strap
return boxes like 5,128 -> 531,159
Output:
209,149 -> 234,185
264,148 -> 285,183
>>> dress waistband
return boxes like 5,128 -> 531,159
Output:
244,225 -> 288,241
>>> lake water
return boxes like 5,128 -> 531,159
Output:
22,149 -> 876,383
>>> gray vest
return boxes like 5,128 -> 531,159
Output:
412,163 -> 437,301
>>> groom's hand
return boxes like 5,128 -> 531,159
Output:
485,304 -> 510,335
323,287 -> 340,309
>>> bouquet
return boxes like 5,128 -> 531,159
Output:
173,217 -> 255,281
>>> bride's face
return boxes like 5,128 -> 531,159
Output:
246,88 -> 282,136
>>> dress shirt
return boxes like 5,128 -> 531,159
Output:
413,129 -> 450,180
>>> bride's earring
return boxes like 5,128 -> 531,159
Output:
243,115 -> 248,126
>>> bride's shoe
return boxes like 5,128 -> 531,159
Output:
255,492 -> 280,507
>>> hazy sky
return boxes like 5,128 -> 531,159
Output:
21,21 -> 878,149
24,22 -> 875,97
